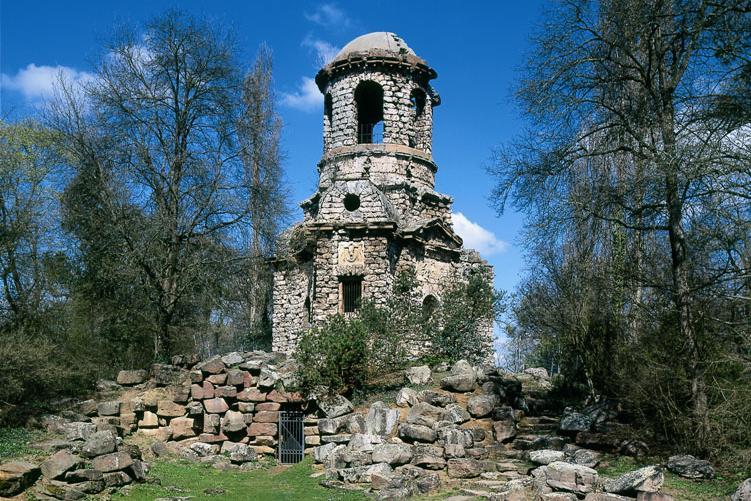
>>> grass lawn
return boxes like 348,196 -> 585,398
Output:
597,454 -> 747,500
116,458 -> 368,501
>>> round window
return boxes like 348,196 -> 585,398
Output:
344,194 -> 360,211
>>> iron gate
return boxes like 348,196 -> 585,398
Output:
278,410 -> 304,464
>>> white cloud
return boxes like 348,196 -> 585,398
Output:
451,212 -> 508,256
1,63 -> 95,102
302,37 -> 340,66
281,77 -> 323,112
304,3 -> 351,29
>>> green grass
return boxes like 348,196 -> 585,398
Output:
597,454 -> 746,500
0,427 -> 48,459
117,457 -> 368,501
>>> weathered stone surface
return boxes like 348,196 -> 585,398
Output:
604,465 -> 663,494
256,402 -> 281,411
204,397 -> 229,414
666,454 -> 714,480
546,461 -> 598,494
81,431 -> 117,458
214,385 -> 237,398
312,443 -> 339,463
560,408 -> 594,433
97,401 -> 120,416
190,442 -> 219,457
372,443 -> 413,465
92,451 -> 134,473
156,400 -> 184,417
197,357 -> 226,375
410,444 -> 446,470
447,458 -> 482,478
206,373 -> 227,385
220,442 -> 257,463
102,470 -> 133,487
440,360 -> 477,393
418,389 -> 457,408
116,369 -> 148,386
0,461 -> 40,497
39,479 -> 86,499
405,365 -> 431,385
493,420 -> 516,442
529,449 -> 566,465
732,478 -> 751,501
65,422 -> 97,442
366,401 -> 400,435
407,402 -> 445,427
395,388 -> 418,407
248,422 -> 277,436
318,395 -> 353,418
221,410 -> 247,433
221,352 -> 244,366
572,448 -> 602,468
257,367 -> 279,388
524,367 -> 550,379
467,394 -> 498,418
170,417 -> 196,440
225,368 -> 246,386
444,403 -> 471,424
254,411 -> 279,423
65,468 -> 103,483
138,410 -> 158,428
398,423 -> 436,443
339,463 -> 393,483
583,494 -> 633,500
41,450 -> 82,480
237,388 -> 266,402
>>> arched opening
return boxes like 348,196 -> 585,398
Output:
422,294 -> 439,319
355,81 -> 384,144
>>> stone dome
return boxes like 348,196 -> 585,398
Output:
331,32 -> 417,63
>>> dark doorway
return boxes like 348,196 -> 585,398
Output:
278,408 -> 304,464
340,277 -> 363,313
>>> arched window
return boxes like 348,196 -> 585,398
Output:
355,81 -> 384,144
422,294 -> 439,319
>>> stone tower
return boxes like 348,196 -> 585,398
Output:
271,32 -> 492,354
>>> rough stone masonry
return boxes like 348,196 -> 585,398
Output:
271,32 -> 493,354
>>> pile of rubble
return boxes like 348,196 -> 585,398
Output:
0,430 -> 147,499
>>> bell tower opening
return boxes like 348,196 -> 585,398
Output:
355,81 -> 384,144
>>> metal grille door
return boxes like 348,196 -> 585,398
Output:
278,410 -> 304,464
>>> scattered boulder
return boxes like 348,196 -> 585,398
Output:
493,420 -> 516,443
604,465 -> 663,495
398,423 -> 436,443
444,404 -> 471,424
396,388 -> 418,407
366,401 -> 400,436
440,360 -> 477,393
220,442 -> 256,463
407,402 -> 445,427
0,461 -> 41,497
405,365 -> 432,385
96,400 -> 120,417
417,390 -> 455,407
666,454 -> 714,480
91,451 -> 134,473
411,444 -> 446,470
81,431 -> 117,458
546,461 -> 599,494
467,394 -> 497,418
318,394 -> 353,418
572,448 -> 601,468
41,450 -> 82,480
220,352 -> 243,366
372,443 -> 413,465
447,458 -> 482,478
116,370 -> 148,386
529,449 -> 565,465
560,407 -> 593,433
732,478 -> 751,501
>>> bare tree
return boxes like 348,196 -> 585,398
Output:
492,0 -> 751,448
50,11 -> 254,358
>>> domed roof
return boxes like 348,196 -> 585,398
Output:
331,32 -> 417,63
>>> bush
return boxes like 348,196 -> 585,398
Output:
295,315 -> 369,396
294,269 -> 502,396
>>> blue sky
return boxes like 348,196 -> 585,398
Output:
1,0 -> 543,301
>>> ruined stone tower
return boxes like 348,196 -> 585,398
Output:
271,32 -> 493,354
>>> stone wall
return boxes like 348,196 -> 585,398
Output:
322,68 -> 435,156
